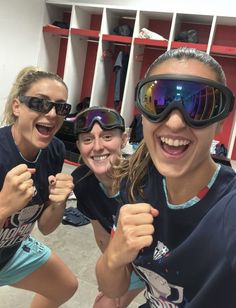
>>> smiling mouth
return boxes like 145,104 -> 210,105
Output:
160,137 -> 190,155
36,124 -> 54,136
92,154 -> 110,161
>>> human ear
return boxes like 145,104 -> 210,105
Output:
121,131 -> 128,148
12,98 -> 21,117
76,139 -> 80,150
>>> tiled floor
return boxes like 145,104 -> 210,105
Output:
0,163 -> 145,308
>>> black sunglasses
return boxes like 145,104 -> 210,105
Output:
74,107 -> 125,134
19,96 -> 71,117
135,74 -> 235,128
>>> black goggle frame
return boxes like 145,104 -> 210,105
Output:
74,106 -> 125,134
135,74 -> 234,128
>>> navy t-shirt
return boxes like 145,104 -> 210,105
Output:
0,125 -> 65,269
72,164 -> 119,233
120,163 -> 236,307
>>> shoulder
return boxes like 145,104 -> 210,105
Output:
46,136 -> 65,158
72,164 -> 98,197
0,126 -> 12,143
72,164 -> 92,180
0,126 -> 18,166
215,164 -> 236,192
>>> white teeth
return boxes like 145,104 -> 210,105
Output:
161,137 -> 190,147
93,155 -> 108,161
38,124 -> 53,128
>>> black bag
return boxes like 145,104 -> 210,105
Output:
175,29 -> 198,43
112,24 -> 133,36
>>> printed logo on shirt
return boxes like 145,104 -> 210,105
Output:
0,203 -> 44,248
133,240 -> 185,307
153,241 -> 169,260
135,265 -> 184,308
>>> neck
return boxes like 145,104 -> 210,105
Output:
165,160 -> 217,204
96,174 -> 114,197
11,124 -> 39,162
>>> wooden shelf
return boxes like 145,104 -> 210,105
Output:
171,41 -> 208,51
43,25 -> 69,36
210,45 -> 236,56
102,34 -> 132,44
134,37 -> 168,48
70,28 -> 100,40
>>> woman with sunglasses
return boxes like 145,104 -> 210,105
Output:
96,47 -> 236,307
72,106 -> 145,307
0,66 -> 78,307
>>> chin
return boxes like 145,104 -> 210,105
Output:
154,160 -> 186,178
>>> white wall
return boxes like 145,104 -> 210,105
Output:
48,0 -> 236,16
0,0 -> 44,119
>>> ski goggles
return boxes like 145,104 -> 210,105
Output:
135,74 -> 234,128
74,107 -> 125,134
19,96 -> 71,117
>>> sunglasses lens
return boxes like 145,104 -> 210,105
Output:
55,103 -> 71,116
20,96 -> 71,116
26,97 -> 51,113
76,109 -> 124,132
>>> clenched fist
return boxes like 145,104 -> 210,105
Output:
0,164 -> 35,220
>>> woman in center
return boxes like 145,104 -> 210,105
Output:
72,106 -> 144,307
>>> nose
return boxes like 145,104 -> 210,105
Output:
93,137 -> 104,151
45,106 -> 57,117
164,109 -> 187,130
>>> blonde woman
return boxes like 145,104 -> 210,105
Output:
0,66 -> 78,307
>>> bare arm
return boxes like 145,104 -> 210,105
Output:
37,173 -> 74,235
90,220 -> 110,253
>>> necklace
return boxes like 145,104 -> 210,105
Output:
11,125 -> 42,163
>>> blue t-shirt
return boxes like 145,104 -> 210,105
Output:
72,164 -> 119,233
120,163 -> 236,307
0,125 -> 65,269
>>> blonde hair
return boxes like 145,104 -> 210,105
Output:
2,66 -> 68,125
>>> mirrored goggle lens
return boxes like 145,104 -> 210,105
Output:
76,109 -> 124,133
136,77 -> 233,124
19,96 -> 71,116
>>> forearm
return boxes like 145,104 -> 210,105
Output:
0,207 -> 8,229
96,247 -> 131,298
37,201 -> 66,235
0,197 -> 14,229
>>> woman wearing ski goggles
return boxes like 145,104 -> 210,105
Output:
135,74 -> 234,128
96,47 -> 236,308
72,106 -> 145,307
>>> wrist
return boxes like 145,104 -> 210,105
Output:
47,200 -> 66,210
0,206 -> 10,228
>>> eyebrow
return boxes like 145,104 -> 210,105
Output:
34,94 -> 66,103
